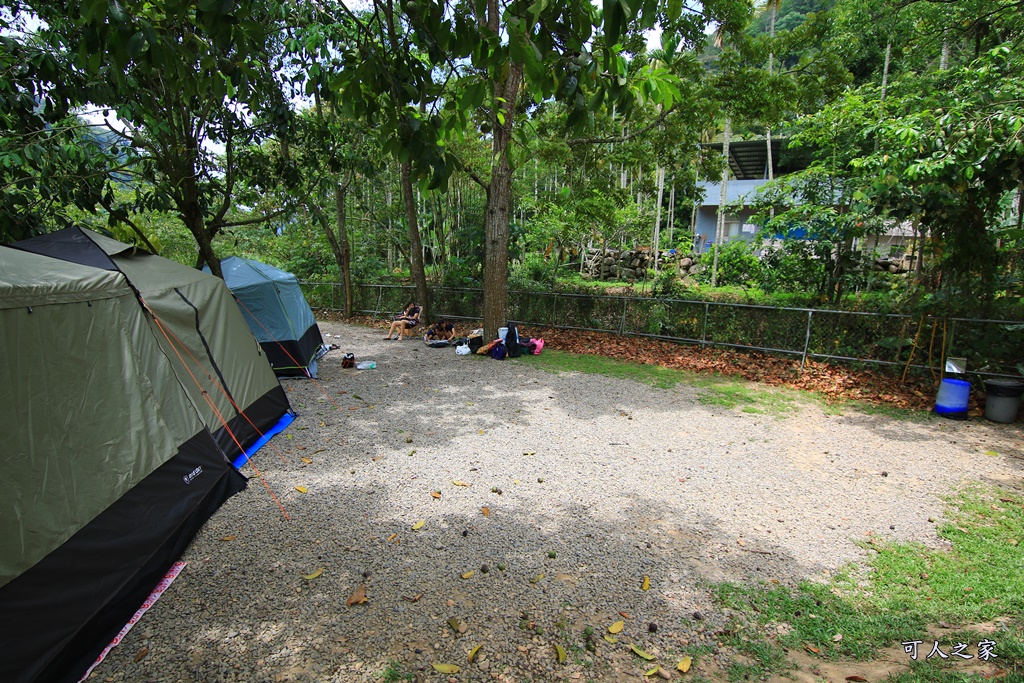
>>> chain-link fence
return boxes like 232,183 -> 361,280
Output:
300,282 -> 1024,379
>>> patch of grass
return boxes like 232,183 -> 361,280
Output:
851,485 -> 1024,621
529,349 -> 689,389
722,635 -> 790,682
713,485 -> 1024,677
697,381 -> 799,417
842,400 -> 935,421
531,351 -> 803,418
380,659 -> 414,683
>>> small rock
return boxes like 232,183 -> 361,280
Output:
881,471 -> 889,477
648,623 -> 658,633
692,611 -> 704,621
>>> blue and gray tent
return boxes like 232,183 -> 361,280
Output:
214,257 -> 327,377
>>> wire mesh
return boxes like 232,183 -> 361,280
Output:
301,281 -> 1022,378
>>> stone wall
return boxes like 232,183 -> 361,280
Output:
580,248 -> 700,282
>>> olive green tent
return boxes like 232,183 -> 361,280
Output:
0,228 -> 291,683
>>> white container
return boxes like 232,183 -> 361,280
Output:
356,361 -> 376,370
498,327 -> 508,342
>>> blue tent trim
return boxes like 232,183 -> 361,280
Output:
232,412 -> 296,469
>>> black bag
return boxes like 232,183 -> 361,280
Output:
341,353 -> 355,369
505,323 -> 521,358
468,334 -> 484,353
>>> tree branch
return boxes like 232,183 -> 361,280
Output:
216,208 -> 288,229
566,104 -> 680,146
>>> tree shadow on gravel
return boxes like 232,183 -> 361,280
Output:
92,477 -> 807,683
88,322 -> 1009,683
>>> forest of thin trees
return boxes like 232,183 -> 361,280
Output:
2,0 -> 1022,332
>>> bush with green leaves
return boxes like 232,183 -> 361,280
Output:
697,240 -> 762,288
757,239 -> 824,294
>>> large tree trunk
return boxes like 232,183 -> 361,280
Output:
481,56 -> 523,339
400,161 -> 430,319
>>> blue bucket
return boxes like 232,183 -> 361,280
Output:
935,378 -> 971,418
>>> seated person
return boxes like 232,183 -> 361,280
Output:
384,302 -> 421,340
424,319 -> 456,343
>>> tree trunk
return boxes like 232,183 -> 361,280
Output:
766,3 -> 776,217
400,161 -> 430,319
881,38 -> 893,102
334,180 -> 354,317
652,165 -> 665,271
481,57 -> 523,339
181,179 -> 220,278
712,116 -> 731,287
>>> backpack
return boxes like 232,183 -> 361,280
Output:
490,341 -> 508,360
505,323 -> 521,358
530,338 -> 544,355
341,353 -> 355,368
468,334 -> 484,353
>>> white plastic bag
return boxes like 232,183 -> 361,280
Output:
356,361 -> 377,369
455,344 -> 471,356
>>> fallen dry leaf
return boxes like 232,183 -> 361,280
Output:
467,644 -> 482,663
603,635 -> 618,644
643,667 -> 659,677
630,644 -> 656,660
346,584 -> 367,607
845,677 -> 868,682
608,620 -> 624,634
133,647 -> 149,663
302,568 -> 323,581
481,506 -> 491,517
678,656 -> 692,672
641,575 -> 650,591
461,570 -> 475,579
219,535 -> 237,542
555,644 -> 566,664
619,611 -> 631,619
804,644 -> 820,654
402,593 -> 423,603
833,633 -> 843,642
411,519 -> 425,530
453,480 -> 471,487
300,457 -> 312,464
430,491 -> 442,499
386,533 -> 397,542
431,663 -> 460,674
529,572 -> 544,584
294,486 -> 307,493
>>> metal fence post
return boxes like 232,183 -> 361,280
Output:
701,303 -> 710,345
801,310 -> 813,370
551,293 -> 558,327
375,286 -> 383,318
619,297 -> 627,335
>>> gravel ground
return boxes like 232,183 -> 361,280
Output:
90,321 -> 1024,683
